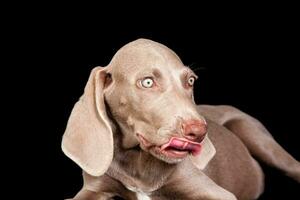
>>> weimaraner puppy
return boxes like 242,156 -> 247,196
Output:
62,39 -> 300,200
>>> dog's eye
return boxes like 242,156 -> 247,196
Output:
188,77 -> 195,86
141,78 -> 154,88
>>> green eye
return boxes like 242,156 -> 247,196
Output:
141,78 -> 154,88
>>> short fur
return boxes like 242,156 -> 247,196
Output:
62,39 -> 300,200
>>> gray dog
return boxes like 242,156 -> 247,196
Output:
62,39 -> 300,200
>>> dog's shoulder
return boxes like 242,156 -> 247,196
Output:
196,105 -> 244,125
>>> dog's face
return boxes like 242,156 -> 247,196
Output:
62,39 -> 215,176
104,40 -> 207,163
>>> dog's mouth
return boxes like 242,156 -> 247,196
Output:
137,134 -> 203,159
160,137 -> 202,158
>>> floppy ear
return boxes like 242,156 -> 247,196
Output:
189,136 -> 216,170
62,67 -> 113,177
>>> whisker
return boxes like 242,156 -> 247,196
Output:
192,67 -> 206,72
187,63 -> 207,73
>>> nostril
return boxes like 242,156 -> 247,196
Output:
182,120 -> 207,141
185,132 -> 198,140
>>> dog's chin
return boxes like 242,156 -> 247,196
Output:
138,143 -> 187,164
149,147 -> 187,164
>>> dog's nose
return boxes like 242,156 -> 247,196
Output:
182,119 -> 207,142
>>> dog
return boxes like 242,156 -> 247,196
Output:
62,39 -> 300,199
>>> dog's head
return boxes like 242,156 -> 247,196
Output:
62,39 -> 215,176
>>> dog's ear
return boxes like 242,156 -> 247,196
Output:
62,67 -> 113,177
189,136 -> 216,170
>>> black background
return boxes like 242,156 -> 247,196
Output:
7,4 -> 299,199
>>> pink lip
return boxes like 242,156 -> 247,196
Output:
137,134 -> 203,159
161,137 -> 202,156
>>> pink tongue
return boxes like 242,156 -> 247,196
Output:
161,137 -> 202,156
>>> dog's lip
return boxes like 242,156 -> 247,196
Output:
159,147 -> 189,158
137,133 -> 153,148
160,137 -> 202,156
137,134 -> 202,157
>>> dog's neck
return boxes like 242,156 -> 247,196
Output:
106,125 -> 177,192
104,104 -> 177,192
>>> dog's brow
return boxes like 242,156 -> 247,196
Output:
184,67 -> 198,78
182,68 -> 198,78
136,68 -> 162,79
152,68 -> 162,79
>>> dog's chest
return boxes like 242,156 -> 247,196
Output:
115,173 -> 159,200
110,148 -> 176,199
125,185 -> 152,200
111,149 -> 173,192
